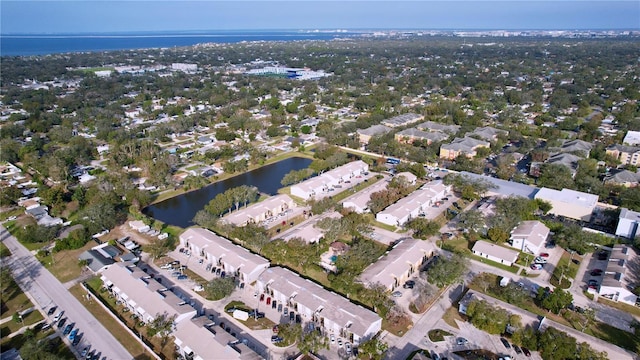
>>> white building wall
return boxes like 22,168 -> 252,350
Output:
615,217 -> 639,238
472,250 -> 514,266
598,286 -> 638,306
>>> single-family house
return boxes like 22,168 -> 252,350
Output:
509,221 -> 550,254
472,240 -> 519,267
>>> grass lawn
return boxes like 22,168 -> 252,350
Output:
427,329 -> 452,342
469,254 -> 519,274
223,301 -> 275,330
78,280 -> 163,360
37,241 -> 96,283
382,314 -> 413,337
597,297 -> 640,317
1,310 -> 44,334
442,306 -> 463,329
1,279 -> 35,318
588,322 -> 640,353
0,242 -> 11,258
549,252 -> 579,289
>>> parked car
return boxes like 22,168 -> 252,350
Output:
539,252 -> 550,258
597,251 -> 609,260
85,350 -> 94,360
260,294 -> 265,302
522,347 -> 532,357
57,318 -> 66,329
534,256 -> 547,264
588,280 -> 598,288
530,264 -> 543,270
47,306 -> 57,316
289,312 -> 295,321
283,307 -> 288,315
63,324 -> 73,336
81,347 -> 89,357
271,335 -> 283,343
403,280 -> 415,289
590,269 -> 603,276
53,310 -> 64,322
330,334 -> 335,344
500,337 -> 511,349
456,337 -> 468,345
513,345 -> 522,354
272,325 -> 279,333
272,300 -> 277,309
337,338 -> 343,348
277,304 -> 282,312
345,342 -> 352,354
177,275 -> 188,280
392,291 -> 402,297
69,328 -> 79,342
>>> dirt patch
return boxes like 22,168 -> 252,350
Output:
105,223 -> 156,246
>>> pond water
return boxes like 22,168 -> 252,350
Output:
143,157 -> 312,228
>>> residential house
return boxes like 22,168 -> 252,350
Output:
101,263 -> 198,324
256,267 -> 382,345
223,194 -> 296,227
394,128 -> 447,145
622,130 -> 640,146
559,139 -> 593,157
357,125 -> 392,144
376,180 -> 450,227
416,121 -> 460,135
342,179 -> 388,213
381,113 -> 424,128
615,208 -> 640,239
472,240 -> 519,267
78,250 -> 115,273
598,245 -> 638,306
467,126 -> 508,142
458,291 -> 480,315
290,161 -> 368,200
439,137 -> 490,159
534,187 -> 598,222
459,172 -> 539,199
545,153 -> 582,176
395,172 -> 417,185
359,238 -> 436,291
604,169 -> 640,187
179,228 -> 270,284
605,144 -> 640,166
173,316 -> 262,360
509,221 -> 550,254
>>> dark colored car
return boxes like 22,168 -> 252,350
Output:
289,312 -> 295,321
85,350 -> 94,360
57,318 -> 66,329
522,347 -> 532,357
500,337 -> 511,349
513,345 -> 522,354
47,306 -> 57,316
597,251 -> 608,260
403,280 -> 415,289
272,300 -> 277,309
590,269 -> 603,276
63,324 -> 73,336
295,314 -> 301,323
588,280 -> 598,288
271,335 -> 283,343
80,347 -> 89,357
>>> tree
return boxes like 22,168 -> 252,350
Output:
405,218 -> 440,239
147,312 -> 177,349
537,288 -> 573,314
358,337 -> 388,360
204,277 -> 236,300
444,174 -> 495,200
537,327 -> 578,360
456,209 -> 485,233
427,253 -> 467,288
298,327 -> 329,355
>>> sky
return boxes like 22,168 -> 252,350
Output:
1,1 -> 639,34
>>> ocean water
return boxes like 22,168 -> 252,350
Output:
0,30 -> 358,56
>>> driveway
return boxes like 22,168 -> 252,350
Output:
1,226 -> 132,360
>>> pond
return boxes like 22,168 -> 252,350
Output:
143,157 -> 312,228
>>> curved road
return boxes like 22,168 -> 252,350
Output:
1,225 -> 132,360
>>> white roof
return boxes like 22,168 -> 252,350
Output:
623,130 -> 640,146
258,267 -> 381,339
377,181 -> 447,221
359,238 -> 435,289
472,240 -> 519,263
535,187 -> 598,208
180,228 -> 270,272
342,179 -> 389,212
101,263 -> 196,320
510,221 -> 550,248
224,194 -> 294,225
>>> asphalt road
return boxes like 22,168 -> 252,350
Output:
1,225 -> 132,360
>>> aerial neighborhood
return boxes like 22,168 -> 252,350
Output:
1,31 -> 640,360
